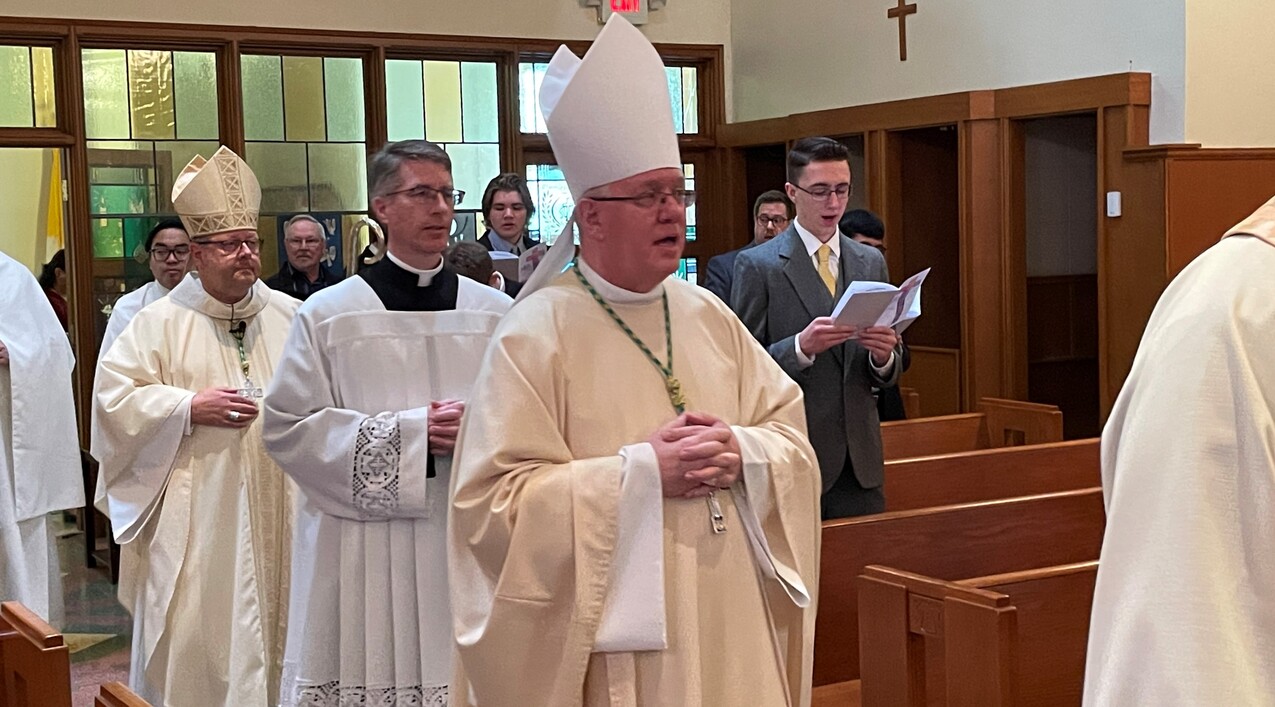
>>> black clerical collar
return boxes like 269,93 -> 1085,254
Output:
358,255 -> 459,312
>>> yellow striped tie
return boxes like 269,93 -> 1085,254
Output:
816,244 -> 836,295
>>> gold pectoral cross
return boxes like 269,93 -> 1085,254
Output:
665,375 -> 687,411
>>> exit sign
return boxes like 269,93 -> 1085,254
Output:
600,0 -> 649,25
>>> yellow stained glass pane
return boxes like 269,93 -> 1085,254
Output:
128,50 -> 176,140
283,56 -> 326,142
241,55 -> 284,141
309,142 -> 368,212
245,141 -> 309,213
423,61 -> 462,144
82,49 -> 131,139
32,47 -> 56,128
0,46 -> 34,127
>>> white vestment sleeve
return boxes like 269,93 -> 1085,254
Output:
593,442 -> 667,652
94,328 -> 196,544
263,308 -> 432,520
730,425 -> 812,609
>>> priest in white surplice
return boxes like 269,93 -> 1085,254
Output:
91,218 -> 191,512
449,16 -> 822,707
1083,196 -> 1275,706
94,146 -> 299,707
0,251 -> 83,628
262,140 -> 511,707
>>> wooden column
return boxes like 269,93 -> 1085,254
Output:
958,98 -> 1011,410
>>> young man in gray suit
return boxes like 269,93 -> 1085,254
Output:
732,137 -> 901,518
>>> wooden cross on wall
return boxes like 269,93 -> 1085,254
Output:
888,0 -> 918,61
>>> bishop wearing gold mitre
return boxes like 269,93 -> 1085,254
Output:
94,146 -> 299,707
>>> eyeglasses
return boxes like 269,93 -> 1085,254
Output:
791,183 -> 853,202
385,184 -> 465,206
196,237 -> 261,255
150,246 -> 191,261
587,189 -> 697,209
755,215 -> 790,227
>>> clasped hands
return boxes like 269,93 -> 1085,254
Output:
428,399 -> 464,456
649,412 -> 742,499
797,317 -> 900,366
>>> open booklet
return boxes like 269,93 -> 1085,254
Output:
830,267 -> 930,335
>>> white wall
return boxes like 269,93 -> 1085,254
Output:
1185,0 -> 1275,146
1023,116 -> 1098,277
732,0 -> 1185,144
0,148 -> 52,274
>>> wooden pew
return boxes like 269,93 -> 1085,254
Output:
814,488 -> 1104,687
96,682 -> 152,707
884,439 -> 1099,512
858,561 -> 1098,707
899,386 -> 921,420
881,398 -> 1063,460
0,602 -> 71,707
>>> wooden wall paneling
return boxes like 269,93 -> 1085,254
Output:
1099,108 -> 1165,415
900,346 -> 962,416
993,73 -> 1151,120
1163,155 -> 1275,274
959,117 -> 1009,410
363,46 -> 388,154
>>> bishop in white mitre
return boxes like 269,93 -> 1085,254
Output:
94,147 -> 299,706
262,141 -> 510,707
1083,196 -> 1275,706
0,251 -> 83,628
449,16 -> 822,707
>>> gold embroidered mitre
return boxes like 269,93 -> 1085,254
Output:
171,146 -> 262,238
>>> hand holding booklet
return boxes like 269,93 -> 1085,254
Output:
830,267 -> 930,335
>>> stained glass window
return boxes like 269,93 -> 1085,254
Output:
385,58 -> 500,232
524,162 -> 697,256
676,258 -> 698,286
518,61 -> 698,135
241,54 -> 367,276
0,45 -> 56,128
81,48 -> 220,260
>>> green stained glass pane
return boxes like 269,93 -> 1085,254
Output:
423,61 -> 462,143
443,143 -> 498,209
241,55 -> 284,141
32,47 -> 56,128
682,67 -> 698,133
123,216 -> 159,260
92,218 -> 125,258
385,59 -> 425,141
283,56 -> 326,142
324,57 -> 364,142
676,257 -> 698,285
665,67 -> 683,134
0,46 -> 34,127
157,140 -> 220,211
308,142 -> 368,212
173,51 -> 218,140
460,62 -> 498,143
245,141 -> 309,213
128,50 -> 175,140
90,184 -> 154,215
82,49 -> 131,139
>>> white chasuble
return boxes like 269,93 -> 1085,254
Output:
1084,231 -> 1275,705
450,264 -> 822,707
262,273 -> 510,707
93,274 -> 299,707
0,252 -> 83,627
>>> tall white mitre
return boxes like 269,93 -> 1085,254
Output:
171,145 -> 262,238
516,14 -> 682,300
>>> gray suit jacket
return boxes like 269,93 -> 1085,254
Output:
731,226 -> 900,493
